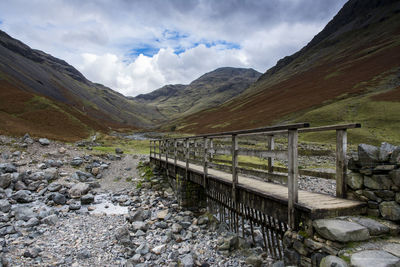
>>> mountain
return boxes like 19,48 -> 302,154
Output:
134,67 -> 261,121
0,30 -> 164,141
169,0 -> 400,144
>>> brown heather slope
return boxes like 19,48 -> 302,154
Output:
169,0 -> 400,143
0,79 -> 112,141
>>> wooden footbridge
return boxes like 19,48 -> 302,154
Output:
149,123 -> 366,259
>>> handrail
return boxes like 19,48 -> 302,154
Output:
149,122 -> 361,229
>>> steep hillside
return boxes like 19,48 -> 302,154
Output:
0,30 -> 165,140
135,67 -> 261,120
171,0 -> 400,144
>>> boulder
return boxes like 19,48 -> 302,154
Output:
364,175 -> 392,190
347,172 -> 363,190
115,148 -> 124,154
351,250 -> 400,267
52,192 -> 66,205
115,226 -> 131,246
157,209 -> 169,220
126,209 -> 144,223
12,190 -> 33,203
70,157 -> 84,167
0,163 -> 17,173
389,169 -> 400,187
69,183 -> 90,198
348,217 -> 390,236
379,142 -> 396,162
80,194 -> 94,205
44,168 -> 58,181
0,199 -> 11,213
390,146 -> 400,164
38,138 -> 50,146
320,255 -> 348,267
358,144 -> 379,167
13,206 -> 37,221
47,183 -> 62,192
379,201 -> 400,221
0,174 -> 11,189
245,255 -> 263,267
313,219 -> 370,242
69,201 -> 81,211
42,214 -> 58,225
131,221 -> 148,232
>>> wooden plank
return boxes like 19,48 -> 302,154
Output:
262,123 -> 362,136
336,129 -> 347,198
287,129 -> 298,229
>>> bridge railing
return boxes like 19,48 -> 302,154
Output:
149,122 -> 361,229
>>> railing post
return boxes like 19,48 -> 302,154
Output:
154,141 -> 156,158
174,139 -> 177,175
185,138 -> 189,179
203,137 -> 209,188
209,138 -> 214,162
149,140 -> 152,157
267,135 -> 275,178
232,134 -> 238,202
288,129 -> 298,230
336,129 -> 347,198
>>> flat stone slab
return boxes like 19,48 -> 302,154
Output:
383,243 -> 400,258
313,219 -> 370,242
351,250 -> 400,267
348,217 -> 390,236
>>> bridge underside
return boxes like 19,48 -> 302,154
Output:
150,156 -> 366,259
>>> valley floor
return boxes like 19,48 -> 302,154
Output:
0,134 -> 277,266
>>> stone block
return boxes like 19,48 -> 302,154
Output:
347,172 -> 363,190
313,219 -> 370,242
364,175 -> 392,190
358,144 -> 379,167
351,250 -> 400,267
379,201 -> 400,221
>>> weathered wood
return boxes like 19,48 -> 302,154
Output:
267,135 -> 274,175
203,137 -> 209,188
185,139 -> 189,179
336,129 -> 347,198
288,129 -> 298,229
232,134 -> 238,203
263,123 -> 361,136
238,148 -> 288,160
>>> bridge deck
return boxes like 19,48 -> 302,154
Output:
161,158 -> 365,217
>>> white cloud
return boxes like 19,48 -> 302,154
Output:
0,0 -> 348,96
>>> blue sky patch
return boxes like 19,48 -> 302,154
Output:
173,39 -> 241,55
0,19 -> 3,25
128,44 -> 160,57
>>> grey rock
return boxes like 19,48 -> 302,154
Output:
115,148 -> 124,154
293,240 -> 308,255
197,216 -> 209,225
271,261 -> 284,267
135,243 -> 149,255
0,163 -> 17,173
364,175 -> 392,190
155,221 -> 168,229
77,249 -> 91,259
38,138 -> 50,146
180,253 -> 194,267
0,174 -> 11,189
396,193 -> 400,204
53,193 -> 66,205
358,144 -> 379,166
131,254 -> 141,263
0,200 -> 11,213
390,169 -> 400,187
0,225 -> 16,236
348,217 -> 389,236
42,214 -> 58,225
132,221 -> 148,232
375,190 -> 395,201
69,183 -> 90,198
246,255 -> 263,267
69,202 -> 81,211
390,146 -> 400,164
115,226 -> 131,246
347,172 -> 363,190
23,247 -> 41,258
44,168 -> 58,181
12,190 -> 33,203
47,183 -> 62,192
172,223 -> 182,234
320,255 -> 348,267
304,238 -> 323,250
313,219 -> 370,242
379,142 -> 396,162
363,190 -> 381,202
126,208 -> 144,223
284,248 -> 300,266
351,250 -> 400,267
24,217 -> 40,228
80,194 -> 94,205
70,157 -> 84,167
379,201 -> 400,221
14,180 -> 27,191
383,243 -> 400,258
13,206 -> 36,221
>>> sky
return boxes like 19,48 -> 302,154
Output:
0,0 -> 347,97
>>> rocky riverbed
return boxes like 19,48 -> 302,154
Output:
0,134 -> 279,266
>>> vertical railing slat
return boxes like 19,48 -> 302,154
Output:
336,129 -> 347,198
232,134 -> 238,202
